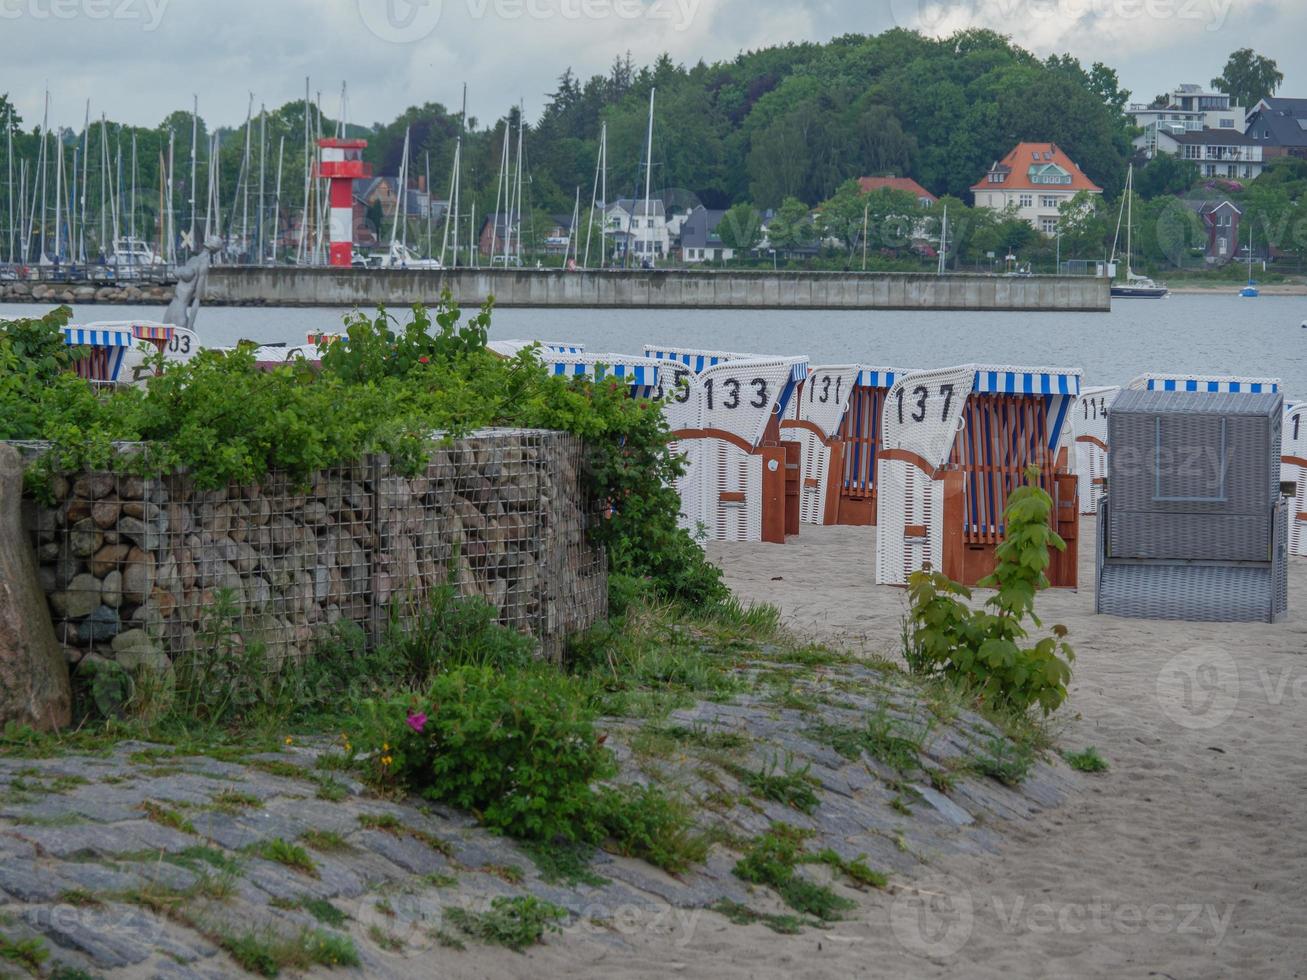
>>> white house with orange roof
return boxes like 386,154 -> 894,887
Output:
970,143 -> 1102,235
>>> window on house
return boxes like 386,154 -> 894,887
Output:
1220,119 -> 1234,128
1040,195 -> 1058,209
1019,194 -> 1033,208
1041,217 -> 1058,234
1217,237 -> 1227,255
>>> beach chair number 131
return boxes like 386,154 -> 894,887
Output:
895,383 -> 956,425
808,374 -> 845,404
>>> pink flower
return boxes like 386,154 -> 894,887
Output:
406,711 -> 428,734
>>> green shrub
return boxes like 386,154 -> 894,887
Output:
904,470 -> 1075,715
444,896 -> 566,951
1064,746 -> 1109,773
364,665 -> 614,841
733,825 -> 855,921
2,299 -> 724,606
594,784 -> 709,872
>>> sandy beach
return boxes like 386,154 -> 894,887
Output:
697,518 -> 1307,979
416,517 -> 1305,980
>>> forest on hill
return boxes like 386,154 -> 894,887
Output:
0,28 -> 1134,229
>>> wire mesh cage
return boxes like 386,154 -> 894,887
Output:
20,429 -> 607,669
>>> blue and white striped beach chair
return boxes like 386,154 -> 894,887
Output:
62,324 -> 138,386
876,363 -> 1083,587
544,353 -> 663,400
782,364 -> 863,525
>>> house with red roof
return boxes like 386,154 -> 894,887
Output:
970,143 -> 1102,235
858,175 -> 937,208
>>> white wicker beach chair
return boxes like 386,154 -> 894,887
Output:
489,339 -> 585,358
642,345 -> 752,374
545,353 -> 664,399
874,365 -> 976,586
1283,401 -> 1307,558
875,364 -> 1083,587
62,324 -> 145,386
783,364 -> 862,525
1071,385 -> 1119,515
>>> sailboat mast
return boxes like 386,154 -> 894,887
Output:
491,120 -> 508,264
78,101 -> 89,263
53,128 -> 63,262
258,104 -> 266,265
272,135 -> 284,263
37,92 -> 49,262
642,88 -> 655,265
512,103 -> 524,265
1125,164 -> 1133,278
583,120 -> 604,269
4,104 -> 12,263
130,131 -> 137,244
390,126 -> 410,254
189,96 -> 198,253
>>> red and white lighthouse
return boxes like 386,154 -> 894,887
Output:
315,138 -> 371,268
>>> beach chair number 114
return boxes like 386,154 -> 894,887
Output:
1082,396 -> 1109,421
895,383 -> 956,424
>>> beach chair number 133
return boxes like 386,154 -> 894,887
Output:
895,383 -> 957,425
703,377 -> 769,411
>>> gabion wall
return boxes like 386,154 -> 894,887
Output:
20,429 -> 607,669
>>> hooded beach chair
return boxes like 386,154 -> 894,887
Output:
1071,385 -> 1119,515
63,322 -> 173,384
781,364 -> 863,525
544,353 -> 664,401
875,364 -> 1082,588
820,367 -> 915,527
488,340 -> 585,358
660,353 -> 808,543
1096,389 -> 1288,622
1282,401 -> 1307,557
1127,373 -> 1279,394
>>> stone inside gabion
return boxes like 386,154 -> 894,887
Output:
23,429 -> 607,672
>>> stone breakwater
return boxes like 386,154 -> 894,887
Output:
19,429 -> 606,677
2,281 -> 175,305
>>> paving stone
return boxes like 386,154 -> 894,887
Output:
909,783 -> 976,826
357,829 -> 452,876
0,863 -> 74,902
58,861 -> 147,894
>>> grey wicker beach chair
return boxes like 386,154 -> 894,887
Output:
1095,389 -> 1289,623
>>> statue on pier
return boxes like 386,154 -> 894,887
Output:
163,236 -> 222,334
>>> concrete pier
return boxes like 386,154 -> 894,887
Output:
205,267 -> 1110,312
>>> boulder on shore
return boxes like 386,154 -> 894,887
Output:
0,446 -> 72,730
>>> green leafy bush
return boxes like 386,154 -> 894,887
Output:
1,299 -> 724,605
366,665 -> 614,841
904,470 -> 1075,715
594,784 -> 708,872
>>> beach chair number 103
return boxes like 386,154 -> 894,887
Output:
703,376 -> 769,411
895,383 -> 956,425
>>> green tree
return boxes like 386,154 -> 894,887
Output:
765,197 -> 814,251
816,180 -> 870,259
1211,48 -> 1283,110
1135,155 -> 1199,199
1056,191 -> 1109,259
717,203 -> 762,253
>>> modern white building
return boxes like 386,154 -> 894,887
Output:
1130,84 -> 1245,158
970,143 -> 1103,236
1153,129 -> 1265,180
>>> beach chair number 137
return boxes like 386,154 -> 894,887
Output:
895,383 -> 956,425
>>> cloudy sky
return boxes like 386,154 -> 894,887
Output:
0,0 -> 1303,130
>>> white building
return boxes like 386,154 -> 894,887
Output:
604,199 -> 670,263
1130,84 -> 1245,158
1153,129 -> 1265,181
970,143 -> 1103,236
